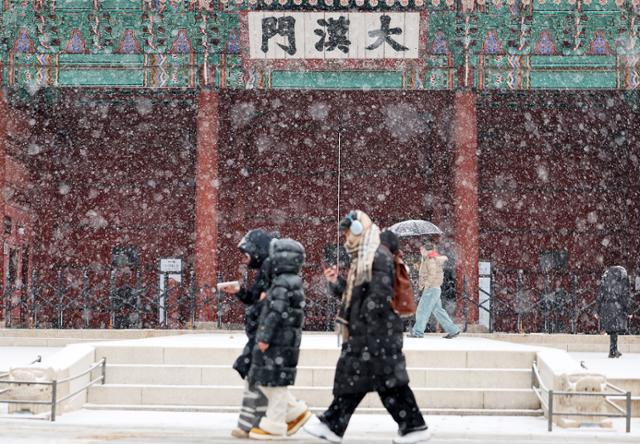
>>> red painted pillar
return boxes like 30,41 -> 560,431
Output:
0,90 -> 8,325
0,91 -> 7,221
452,91 -> 479,324
195,89 -> 219,322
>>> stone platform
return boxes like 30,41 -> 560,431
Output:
83,334 -> 541,416
3,331 -> 640,420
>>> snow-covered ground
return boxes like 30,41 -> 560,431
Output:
78,331 -> 544,351
0,410 -> 638,443
0,346 -> 63,372
569,352 -> 640,380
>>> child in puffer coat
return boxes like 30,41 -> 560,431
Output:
247,238 -> 311,440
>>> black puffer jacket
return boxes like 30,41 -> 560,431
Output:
232,229 -> 275,379
597,266 -> 630,333
331,245 -> 409,396
248,239 -> 305,387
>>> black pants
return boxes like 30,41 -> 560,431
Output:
320,384 -> 427,437
608,331 -> 619,355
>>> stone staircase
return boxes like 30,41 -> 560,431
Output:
611,378 -> 640,416
84,335 -> 542,415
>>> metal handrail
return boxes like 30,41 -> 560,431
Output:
57,359 -> 105,384
56,375 -> 104,404
0,357 -> 106,421
607,382 -> 628,394
531,362 -> 632,433
0,379 -> 54,386
605,398 -> 627,416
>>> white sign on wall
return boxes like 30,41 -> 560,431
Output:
160,258 -> 182,273
249,12 -> 420,60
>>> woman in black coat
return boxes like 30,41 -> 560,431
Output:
305,211 -> 429,444
596,266 -> 631,358
232,229 -> 275,379
225,228 -> 274,438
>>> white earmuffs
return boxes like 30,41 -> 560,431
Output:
348,211 -> 364,236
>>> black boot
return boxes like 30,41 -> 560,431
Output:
608,332 -> 621,358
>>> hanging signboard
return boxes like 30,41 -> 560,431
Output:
249,12 -> 420,60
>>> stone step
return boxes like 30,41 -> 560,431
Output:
105,364 -> 533,389
612,398 -> 640,417
83,403 -> 544,416
94,345 -> 536,369
608,379 -> 640,416
87,384 -> 540,410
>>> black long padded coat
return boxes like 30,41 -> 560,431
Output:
248,239 -> 305,387
232,259 -> 271,379
232,229 -> 275,380
330,244 -> 409,396
597,266 -> 630,333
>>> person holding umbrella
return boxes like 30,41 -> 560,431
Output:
409,241 -> 460,339
386,220 -> 460,339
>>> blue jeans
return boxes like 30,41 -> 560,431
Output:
412,287 -> 459,337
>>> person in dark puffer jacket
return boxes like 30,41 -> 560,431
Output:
226,229 -> 274,439
596,266 -> 632,358
248,238 -> 311,440
305,211 -> 430,444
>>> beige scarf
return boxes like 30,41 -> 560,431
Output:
336,211 -> 381,341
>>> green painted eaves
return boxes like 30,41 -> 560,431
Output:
1,1 -> 639,90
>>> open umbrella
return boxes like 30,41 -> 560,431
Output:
387,219 -> 443,238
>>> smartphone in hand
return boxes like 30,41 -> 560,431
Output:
217,281 -> 240,293
322,262 -> 338,284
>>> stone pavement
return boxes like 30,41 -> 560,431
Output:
1,410 -> 639,444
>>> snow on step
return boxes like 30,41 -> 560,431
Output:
87,384 -> 539,410
93,334 -> 538,368
84,334 -> 542,414
105,364 -> 533,389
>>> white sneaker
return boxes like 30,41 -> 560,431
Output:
392,428 -> 432,444
303,419 -> 342,443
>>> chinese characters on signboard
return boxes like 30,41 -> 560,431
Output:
249,12 -> 420,59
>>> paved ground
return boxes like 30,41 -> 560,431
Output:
0,411 -> 638,444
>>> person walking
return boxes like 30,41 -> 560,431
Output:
224,228 -> 274,438
305,210 -> 430,444
596,266 -> 632,358
409,243 -> 460,339
248,238 -> 311,440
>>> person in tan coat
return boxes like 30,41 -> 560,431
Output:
409,242 -> 460,339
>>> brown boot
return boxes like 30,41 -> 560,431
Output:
249,427 -> 286,440
231,427 -> 249,438
287,410 -> 312,435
